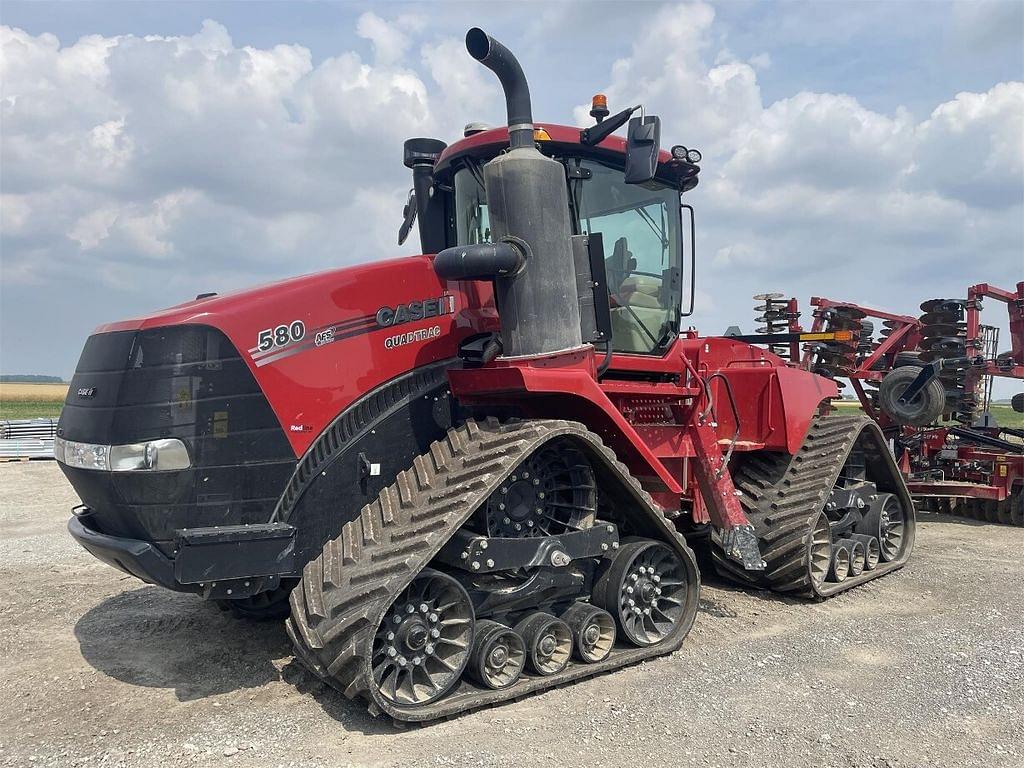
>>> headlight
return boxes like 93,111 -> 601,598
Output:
55,437 -> 191,471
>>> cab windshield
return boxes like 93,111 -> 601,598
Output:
453,157 -> 682,355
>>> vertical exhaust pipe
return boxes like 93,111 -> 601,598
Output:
465,28 -> 533,150
459,28 -> 582,357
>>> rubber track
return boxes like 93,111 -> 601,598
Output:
286,418 -> 699,722
712,413 -> 915,598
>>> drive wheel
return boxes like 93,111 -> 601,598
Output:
595,539 -> 692,647
1011,490 -> 1023,526
856,493 -> 906,562
371,569 -> 474,707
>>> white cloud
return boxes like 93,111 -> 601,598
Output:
0,7 -> 1021,387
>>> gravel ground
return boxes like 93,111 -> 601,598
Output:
1,460 -> 1021,768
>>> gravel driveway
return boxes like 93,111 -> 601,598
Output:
1,461 -> 1021,767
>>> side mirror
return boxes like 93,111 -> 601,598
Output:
624,115 -> 660,184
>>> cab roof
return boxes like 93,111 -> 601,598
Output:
433,123 -> 699,192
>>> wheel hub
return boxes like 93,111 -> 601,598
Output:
487,644 -> 509,669
538,633 -> 557,657
581,625 -> 601,646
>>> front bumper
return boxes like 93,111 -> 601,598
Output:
68,508 -> 297,599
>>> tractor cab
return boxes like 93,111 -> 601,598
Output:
401,117 -> 701,357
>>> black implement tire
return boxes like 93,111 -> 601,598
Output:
879,366 -> 946,426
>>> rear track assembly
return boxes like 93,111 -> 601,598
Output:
712,413 -> 916,598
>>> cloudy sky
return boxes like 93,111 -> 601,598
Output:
1,1 -> 1022,396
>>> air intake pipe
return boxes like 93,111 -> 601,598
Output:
445,28 -> 582,358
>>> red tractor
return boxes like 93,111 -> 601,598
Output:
56,29 -> 913,721
743,284 -> 1023,527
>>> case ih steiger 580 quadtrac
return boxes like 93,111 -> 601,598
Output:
738,284 -> 1023,527
56,30 -> 915,721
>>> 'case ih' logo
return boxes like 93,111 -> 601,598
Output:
375,295 -> 455,328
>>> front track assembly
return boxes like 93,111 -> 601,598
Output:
287,419 -> 700,722
712,413 -> 916,598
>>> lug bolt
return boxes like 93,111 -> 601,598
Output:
655,587 -> 662,596
627,598 -> 636,607
498,502 -> 506,511
387,647 -> 397,658
413,656 -> 422,666
533,478 -> 540,486
626,586 -> 634,595
430,628 -> 440,638
535,506 -> 544,514
538,492 -> 545,499
419,603 -> 429,613
486,559 -> 495,568
522,472 -> 530,479
387,632 -> 395,641
425,643 -> 435,655
612,541 -> 619,549
472,561 -> 481,570
643,607 -> 652,616
407,604 -> 416,614
503,517 -> 511,524
510,475 -> 517,482
630,573 -> 639,582
501,487 -> 508,495
429,613 -> 438,624
393,615 -> 402,624
398,656 -> 407,667
652,574 -> 661,583
514,523 -> 522,531
480,540 -> 488,550
526,520 -> 534,527
601,543 -> 609,551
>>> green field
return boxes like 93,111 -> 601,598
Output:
833,399 -> 1023,429
0,383 -> 67,420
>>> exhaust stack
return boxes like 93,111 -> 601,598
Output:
461,28 -> 583,357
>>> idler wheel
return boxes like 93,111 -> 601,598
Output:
595,539 -> 692,647
514,612 -> 572,676
840,538 -> 866,577
828,543 -> 851,583
370,569 -> 474,707
561,603 -> 616,663
807,511 -> 833,590
849,534 -> 880,571
856,493 -> 907,562
467,620 -> 525,690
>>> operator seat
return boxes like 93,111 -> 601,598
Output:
606,237 -> 670,352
